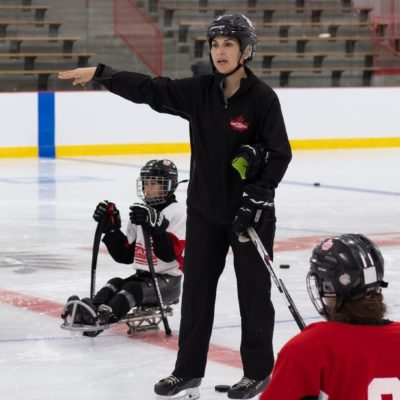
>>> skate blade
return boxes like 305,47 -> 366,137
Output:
155,387 -> 200,400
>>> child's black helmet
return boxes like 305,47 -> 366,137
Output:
136,159 -> 178,206
306,234 -> 387,318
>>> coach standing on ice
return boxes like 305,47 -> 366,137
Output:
58,13 -> 292,399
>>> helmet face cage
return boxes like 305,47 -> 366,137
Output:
307,234 -> 386,317
136,159 -> 178,206
306,271 -> 328,318
136,176 -> 174,206
207,14 -> 257,63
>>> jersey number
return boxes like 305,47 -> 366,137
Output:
368,378 -> 400,400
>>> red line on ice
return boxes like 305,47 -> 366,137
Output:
0,288 -> 242,369
4,233 -> 398,370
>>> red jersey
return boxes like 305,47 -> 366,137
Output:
261,321 -> 400,400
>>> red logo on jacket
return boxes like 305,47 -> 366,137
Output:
230,116 -> 249,132
135,243 -> 157,265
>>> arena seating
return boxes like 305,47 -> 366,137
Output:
0,1 -> 95,91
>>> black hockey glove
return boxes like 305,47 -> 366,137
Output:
129,203 -> 169,236
231,143 -> 268,180
93,201 -> 121,234
232,184 -> 275,236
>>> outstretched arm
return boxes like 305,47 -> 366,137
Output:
58,67 -> 96,86
60,64 -> 194,118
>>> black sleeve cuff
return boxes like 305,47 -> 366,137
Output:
94,64 -> 122,81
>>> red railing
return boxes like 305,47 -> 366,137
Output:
353,0 -> 399,16
113,0 -> 163,76
354,0 -> 400,72
372,15 -> 400,67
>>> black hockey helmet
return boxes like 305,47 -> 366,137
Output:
207,14 -> 257,63
306,234 -> 387,318
136,159 -> 178,206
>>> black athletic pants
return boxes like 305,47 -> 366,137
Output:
94,270 -> 181,320
173,207 -> 275,381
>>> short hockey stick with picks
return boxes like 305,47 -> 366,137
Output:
90,203 -> 115,299
142,228 -> 172,336
90,217 -> 106,300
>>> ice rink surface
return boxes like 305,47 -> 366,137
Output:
0,149 -> 399,400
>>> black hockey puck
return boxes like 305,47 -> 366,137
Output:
215,385 -> 231,392
313,182 -> 320,186
280,264 -> 290,269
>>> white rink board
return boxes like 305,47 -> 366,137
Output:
276,87 -> 400,139
55,91 -> 189,145
1,88 -> 400,151
0,92 -> 37,147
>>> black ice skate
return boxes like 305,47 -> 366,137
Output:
79,297 -> 103,337
60,296 -> 104,337
97,304 -> 118,324
154,375 -> 202,399
227,376 -> 270,399
61,295 -> 82,323
79,297 -> 98,325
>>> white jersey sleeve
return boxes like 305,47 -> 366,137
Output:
128,202 -> 186,276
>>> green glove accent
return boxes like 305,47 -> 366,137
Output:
232,156 -> 249,180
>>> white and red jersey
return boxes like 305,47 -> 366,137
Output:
261,321 -> 400,400
126,202 -> 186,276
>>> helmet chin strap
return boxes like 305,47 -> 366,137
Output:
210,50 -> 247,78
218,62 -> 244,78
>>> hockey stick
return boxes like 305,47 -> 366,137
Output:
90,215 -> 108,300
142,228 -> 172,336
90,203 -> 120,299
90,203 -> 115,300
247,227 -> 306,331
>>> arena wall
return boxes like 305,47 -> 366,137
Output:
1,87 -> 399,157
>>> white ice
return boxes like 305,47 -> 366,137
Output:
0,149 -> 399,400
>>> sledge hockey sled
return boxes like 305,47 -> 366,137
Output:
60,217 -> 176,336
60,298 -> 175,335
